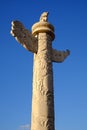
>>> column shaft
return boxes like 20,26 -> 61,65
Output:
31,33 -> 55,130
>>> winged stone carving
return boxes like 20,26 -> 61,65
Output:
52,49 -> 70,62
10,21 -> 38,53
10,16 -> 70,62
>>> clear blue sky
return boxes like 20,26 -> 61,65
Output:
0,0 -> 87,130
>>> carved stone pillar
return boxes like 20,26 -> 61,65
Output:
31,22 -> 55,130
10,12 -> 70,130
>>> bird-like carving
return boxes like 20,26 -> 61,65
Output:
39,12 -> 49,22
10,21 -> 38,53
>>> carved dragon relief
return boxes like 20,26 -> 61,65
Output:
32,115 -> 54,129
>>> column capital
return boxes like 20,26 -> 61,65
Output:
32,21 -> 55,41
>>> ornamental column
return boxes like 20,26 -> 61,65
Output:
31,19 -> 55,130
10,12 -> 70,130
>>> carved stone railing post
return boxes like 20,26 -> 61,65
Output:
10,12 -> 70,130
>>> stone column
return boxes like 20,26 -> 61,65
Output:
10,12 -> 70,130
31,22 -> 55,130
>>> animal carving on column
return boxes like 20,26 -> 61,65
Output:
40,12 -> 49,22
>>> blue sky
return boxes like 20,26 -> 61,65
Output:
0,0 -> 87,130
